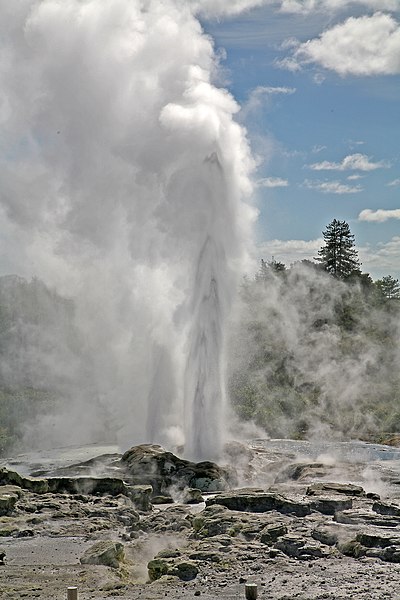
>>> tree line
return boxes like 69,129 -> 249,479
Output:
228,219 -> 400,441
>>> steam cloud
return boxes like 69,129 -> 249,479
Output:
0,1 -> 256,459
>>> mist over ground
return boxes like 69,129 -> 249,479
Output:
228,261 -> 400,443
0,0 -> 256,458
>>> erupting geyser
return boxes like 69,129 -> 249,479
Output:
0,0 -> 256,459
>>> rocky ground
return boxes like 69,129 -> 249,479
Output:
1,441 -> 400,599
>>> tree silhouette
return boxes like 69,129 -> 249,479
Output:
316,219 -> 361,279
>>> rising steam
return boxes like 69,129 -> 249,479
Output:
0,1 -> 256,459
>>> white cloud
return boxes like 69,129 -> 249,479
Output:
241,85 -> 296,117
279,0 -> 399,14
359,208 -> 400,222
281,12 -> 400,76
387,178 -> 400,187
190,0 -> 269,17
304,179 -> 363,194
258,238 -> 322,265
309,153 -> 388,171
257,176 -> 289,188
347,174 -> 364,180
359,237 -> 400,278
312,145 -> 327,154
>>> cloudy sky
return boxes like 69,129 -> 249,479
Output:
202,1 -> 400,279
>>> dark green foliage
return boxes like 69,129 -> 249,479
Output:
229,252 -> 400,440
375,275 -> 400,300
316,219 -> 361,279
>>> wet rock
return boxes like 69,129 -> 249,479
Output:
80,540 -> 125,568
121,444 -> 234,494
306,482 -> 365,497
206,489 -> 311,516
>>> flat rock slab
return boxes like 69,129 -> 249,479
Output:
206,490 -> 311,516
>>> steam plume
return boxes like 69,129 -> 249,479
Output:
0,0 -> 256,459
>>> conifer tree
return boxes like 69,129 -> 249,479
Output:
375,275 -> 400,299
316,219 -> 361,279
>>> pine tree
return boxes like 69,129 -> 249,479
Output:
375,275 -> 400,299
316,219 -> 361,279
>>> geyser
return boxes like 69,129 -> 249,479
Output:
0,0 -> 256,460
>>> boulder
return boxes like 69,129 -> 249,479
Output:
275,535 -> 331,560
121,444 -> 234,494
311,526 -> 339,546
148,557 -> 199,582
260,523 -> 288,545
0,486 -> 21,516
126,484 -> 153,511
80,540 -> 125,569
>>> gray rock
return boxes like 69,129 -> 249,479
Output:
152,495 -> 174,505
121,444 -> 234,494
0,486 -> 20,516
147,557 -> 199,581
206,489 -> 311,516
335,509 -> 400,527
126,484 -> 153,511
0,468 -> 48,494
310,495 -> 353,515
275,462 -> 331,483
311,526 -> 339,546
275,535 -> 331,560
260,523 -> 288,545
373,501 -> 400,517
183,488 -> 204,504
47,477 -> 128,496
80,540 -> 125,568
306,482 -> 365,497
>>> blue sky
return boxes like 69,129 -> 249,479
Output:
202,3 -> 400,279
